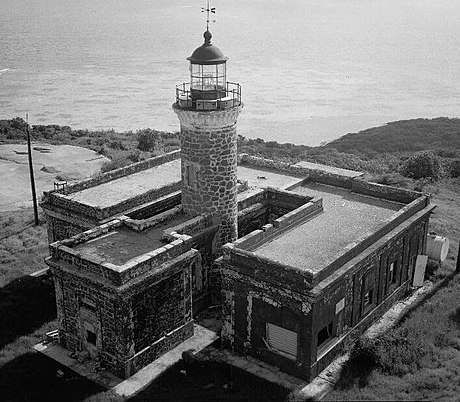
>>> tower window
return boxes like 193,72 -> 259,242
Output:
86,330 -> 97,346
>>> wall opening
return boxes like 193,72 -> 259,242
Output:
266,322 -> 298,360
86,330 -> 97,346
388,262 -> 396,284
317,321 -> 333,348
363,288 -> 374,307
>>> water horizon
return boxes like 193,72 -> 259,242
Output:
1,0 -> 459,145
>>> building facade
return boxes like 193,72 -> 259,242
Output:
220,159 -> 434,380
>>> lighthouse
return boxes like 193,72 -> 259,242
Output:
173,19 -> 243,246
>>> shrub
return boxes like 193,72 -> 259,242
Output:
108,140 -> 127,150
127,150 -> 141,163
10,117 -> 26,130
400,151 -> 441,180
377,328 -> 431,375
449,159 -> 460,178
338,328 -> 433,388
100,157 -> 129,173
137,128 -> 160,151
374,173 -> 411,188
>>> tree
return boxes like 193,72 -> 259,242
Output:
400,151 -> 441,180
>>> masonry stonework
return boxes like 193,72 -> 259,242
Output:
173,104 -> 243,246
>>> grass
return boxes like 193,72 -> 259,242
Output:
327,274 -> 460,401
0,210 -> 49,287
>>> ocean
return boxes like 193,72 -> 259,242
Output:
1,0 -> 459,145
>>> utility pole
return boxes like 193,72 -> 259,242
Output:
456,243 -> 460,273
26,114 -> 39,225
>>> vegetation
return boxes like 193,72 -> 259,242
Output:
328,274 -> 460,401
400,151 -> 442,180
0,118 -> 180,173
0,117 -> 459,401
325,117 -> 460,154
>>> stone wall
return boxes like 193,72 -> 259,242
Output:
126,191 -> 181,220
48,237 -> 196,379
132,270 -> 190,352
173,104 -> 243,246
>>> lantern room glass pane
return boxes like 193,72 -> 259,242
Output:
202,64 -> 216,90
190,62 -> 226,91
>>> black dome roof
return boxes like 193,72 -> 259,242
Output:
187,31 -> 228,65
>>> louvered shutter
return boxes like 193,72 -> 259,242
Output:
266,323 -> 298,359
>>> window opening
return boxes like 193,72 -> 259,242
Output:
86,330 -> 97,346
364,289 -> 374,307
389,262 -> 396,284
317,322 -> 333,348
266,323 -> 298,359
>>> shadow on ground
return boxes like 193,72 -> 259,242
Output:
0,275 -> 56,348
333,335 -> 380,391
131,358 -> 291,402
0,352 -> 104,402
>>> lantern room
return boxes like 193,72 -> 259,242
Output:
189,30 -> 227,100
175,30 -> 241,111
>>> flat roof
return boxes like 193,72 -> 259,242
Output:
72,213 -> 188,266
252,182 -> 402,274
63,161 -> 303,210
237,166 -> 302,191
67,159 -> 182,208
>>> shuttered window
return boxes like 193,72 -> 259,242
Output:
266,323 -> 298,360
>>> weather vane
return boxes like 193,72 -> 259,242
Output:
201,0 -> 216,31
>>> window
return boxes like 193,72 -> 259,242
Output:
317,322 -> 333,348
388,262 -> 395,284
266,323 -> 298,360
79,298 -> 96,312
360,268 -> 376,318
364,289 -> 374,307
86,330 -> 97,346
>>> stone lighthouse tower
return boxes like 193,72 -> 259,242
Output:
173,26 -> 243,246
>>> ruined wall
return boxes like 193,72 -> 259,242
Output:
48,244 -> 196,379
221,259 -> 315,380
309,209 -> 431,378
132,271 -> 185,352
